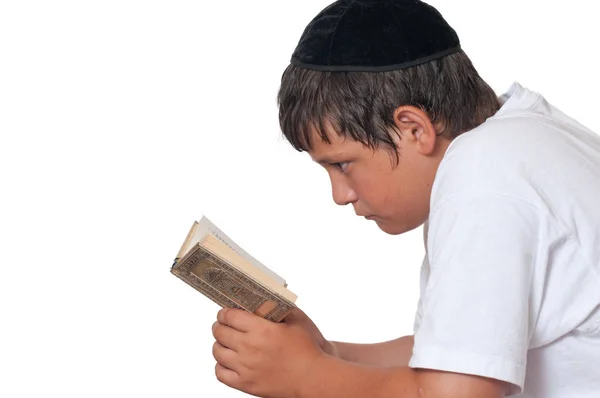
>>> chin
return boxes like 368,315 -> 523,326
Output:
375,219 -> 421,235
374,220 -> 405,235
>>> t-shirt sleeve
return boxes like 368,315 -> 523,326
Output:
413,254 -> 430,334
409,194 -> 550,395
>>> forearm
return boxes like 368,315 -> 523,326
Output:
298,355 -> 420,398
330,335 -> 414,367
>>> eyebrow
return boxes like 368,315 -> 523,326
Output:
312,153 -> 346,165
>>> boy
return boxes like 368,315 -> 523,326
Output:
211,1 -> 600,397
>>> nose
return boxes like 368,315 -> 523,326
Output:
331,176 -> 358,206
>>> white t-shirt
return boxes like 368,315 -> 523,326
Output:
409,82 -> 600,397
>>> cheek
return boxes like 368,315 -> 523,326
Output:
353,172 -> 395,208
358,169 -> 415,218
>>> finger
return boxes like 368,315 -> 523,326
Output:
217,308 -> 259,332
215,362 -> 240,389
212,341 -> 241,372
284,308 -> 316,331
212,321 -> 243,351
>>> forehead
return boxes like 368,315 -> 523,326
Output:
307,124 -> 366,162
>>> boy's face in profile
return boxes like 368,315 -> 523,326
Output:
307,110 -> 450,235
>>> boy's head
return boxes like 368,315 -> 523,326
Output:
278,0 -> 499,234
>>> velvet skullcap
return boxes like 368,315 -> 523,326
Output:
290,0 -> 461,72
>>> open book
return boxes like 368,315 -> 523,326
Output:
171,216 -> 297,322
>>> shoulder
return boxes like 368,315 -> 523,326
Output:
431,111 -> 570,208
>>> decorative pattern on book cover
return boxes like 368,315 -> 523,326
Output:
171,243 -> 295,322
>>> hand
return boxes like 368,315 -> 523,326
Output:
283,308 -> 338,358
211,307 -> 326,398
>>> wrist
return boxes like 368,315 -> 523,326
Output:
293,352 -> 336,398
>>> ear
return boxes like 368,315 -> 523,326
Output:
392,106 -> 438,156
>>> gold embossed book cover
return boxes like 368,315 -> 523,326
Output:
171,217 -> 296,322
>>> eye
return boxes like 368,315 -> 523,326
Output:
331,162 -> 350,172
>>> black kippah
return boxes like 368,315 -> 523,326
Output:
290,0 -> 461,72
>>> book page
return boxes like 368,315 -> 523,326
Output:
175,221 -> 200,261
199,234 -> 297,303
182,216 -> 287,287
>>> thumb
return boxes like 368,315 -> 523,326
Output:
284,308 -> 321,336
283,307 -> 308,324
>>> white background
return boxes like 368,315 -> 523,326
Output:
1,1 -> 598,397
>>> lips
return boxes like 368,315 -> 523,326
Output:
356,211 -> 376,219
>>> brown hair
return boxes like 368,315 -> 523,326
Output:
277,50 -> 500,159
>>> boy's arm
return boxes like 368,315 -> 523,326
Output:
213,308 -> 509,398
288,308 -> 415,367
329,335 -> 414,367
300,354 -> 507,398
